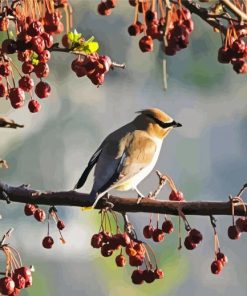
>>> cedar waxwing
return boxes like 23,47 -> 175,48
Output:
74,108 -> 182,207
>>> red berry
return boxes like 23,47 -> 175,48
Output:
41,32 -> 53,48
236,217 -> 247,232
14,267 -> 32,287
31,36 -> 45,53
34,208 -> 46,222
89,73 -> 105,86
28,100 -> 41,113
115,254 -> 126,267
139,35 -> 153,52
232,59 -> 247,74
98,55 -> 112,73
189,228 -> 203,244
34,62 -> 49,78
0,83 -> 6,97
128,24 -> 141,36
154,268 -> 164,279
152,228 -> 165,242
228,225 -> 241,240
101,244 -> 113,257
12,273 -> 25,290
0,277 -> 15,295
131,269 -> 144,285
35,81 -> 51,98
18,75 -> 34,92
106,0 -> 117,8
45,11 -> 62,26
143,269 -> 156,283
143,225 -> 154,239
9,288 -> 20,296
22,62 -> 34,74
42,236 -> 54,249
57,220 -> 65,230
129,255 -> 143,266
162,220 -> 174,234
125,246 -> 137,257
39,50 -> 51,63
9,88 -> 25,104
24,204 -> 36,216
169,190 -> 184,201
0,17 -> 9,31
184,236 -> 197,250
98,2 -> 112,16
27,21 -> 44,36
211,260 -> 223,275
91,233 -> 103,248
216,252 -> 228,266
0,63 -> 11,77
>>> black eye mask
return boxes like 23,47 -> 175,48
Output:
146,114 -> 182,128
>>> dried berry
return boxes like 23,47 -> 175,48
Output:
42,236 -> 54,249
34,208 -> 46,222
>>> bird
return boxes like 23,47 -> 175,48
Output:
74,108 -> 182,208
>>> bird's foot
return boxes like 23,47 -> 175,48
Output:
135,187 -> 146,204
101,193 -> 114,210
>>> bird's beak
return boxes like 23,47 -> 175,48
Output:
173,121 -> 182,128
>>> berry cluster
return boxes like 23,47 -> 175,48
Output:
218,29 -> 247,74
143,218 -> 174,242
97,0 -> 117,16
90,209 -> 164,285
0,230 -> 33,296
97,0 -> 194,55
71,53 -> 112,86
184,228 -> 203,250
0,1 -> 122,113
24,204 -> 66,249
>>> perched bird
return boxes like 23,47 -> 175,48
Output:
74,108 -> 182,207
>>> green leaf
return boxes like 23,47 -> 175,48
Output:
67,31 -> 74,42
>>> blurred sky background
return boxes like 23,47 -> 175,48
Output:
1,0 -> 247,295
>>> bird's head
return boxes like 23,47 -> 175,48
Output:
134,108 -> 182,139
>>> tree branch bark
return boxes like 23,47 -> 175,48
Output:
0,117 -> 24,129
0,181 -> 246,216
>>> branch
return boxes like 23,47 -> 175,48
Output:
0,181 -> 247,216
0,117 -> 24,129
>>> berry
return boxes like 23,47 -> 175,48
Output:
189,229 -> 203,244
0,83 -> 6,97
184,236 -> 197,250
236,217 -> 247,232
162,220 -> 174,234
22,62 -> 34,74
154,268 -> 164,279
34,62 -> 49,78
125,246 -> 137,257
27,21 -> 44,36
14,267 -> 32,287
34,208 -> 46,222
2,39 -> 17,54
18,75 -> 34,92
57,220 -> 65,230
232,59 -> 247,74
98,2 -> 112,16
228,225 -> 241,240
216,252 -> 228,266
9,88 -> 25,105
31,36 -> 45,53
131,269 -> 144,285
28,100 -> 41,113
211,260 -> 223,275
128,24 -> 141,36
115,254 -> 126,267
9,288 -> 20,296
139,35 -> 153,52
39,50 -> 51,63
0,63 -> 11,77
12,273 -> 25,290
24,204 -> 36,216
0,277 -> 15,295
143,225 -> 154,239
42,236 -> 54,249
169,190 -> 184,201
0,17 -> 9,31
91,233 -> 103,248
129,255 -> 143,266
106,0 -> 117,9
35,81 -> 51,98
152,228 -> 165,242
101,244 -> 113,257
41,32 -> 53,48
143,269 -> 156,283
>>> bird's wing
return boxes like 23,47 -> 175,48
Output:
91,130 -> 157,196
74,145 -> 103,189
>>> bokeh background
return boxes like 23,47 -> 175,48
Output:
1,0 -> 247,295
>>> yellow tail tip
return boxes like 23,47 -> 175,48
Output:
81,206 -> 94,211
